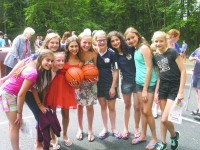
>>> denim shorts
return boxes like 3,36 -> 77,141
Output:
192,76 -> 200,89
158,80 -> 179,101
136,84 -> 156,94
121,80 -> 136,94
0,90 -> 17,112
97,84 -> 118,100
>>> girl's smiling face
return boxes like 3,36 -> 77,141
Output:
68,41 -> 79,55
47,37 -> 60,52
154,35 -> 168,52
96,35 -> 107,51
110,36 -> 121,50
80,36 -> 92,52
125,32 -> 139,47
53,52 -> 65,70
41,54 -> 54,70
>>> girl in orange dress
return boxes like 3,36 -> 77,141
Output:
45,36 -> 83,147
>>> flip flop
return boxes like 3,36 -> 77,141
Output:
63,138 -> 72,147
76,131 -> 83,141
145,142 -> 157,150
134,131 -> 141,138
112,131 -> 122,139
122,131 -> 130,140
131,137 -> 146,145
88,133 -> 95,142
98,131 -> 109,140
50,141 -> 60,150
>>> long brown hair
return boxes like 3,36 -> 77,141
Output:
35,49 -> 54,92
124,27 -> 152,54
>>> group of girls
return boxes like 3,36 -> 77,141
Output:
0,27 -> 186,150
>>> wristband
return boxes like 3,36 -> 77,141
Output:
17,111 -> 22,115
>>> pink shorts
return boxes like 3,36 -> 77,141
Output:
0,90 -> 17,112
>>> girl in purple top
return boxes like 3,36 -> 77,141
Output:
0,49 -> 54,150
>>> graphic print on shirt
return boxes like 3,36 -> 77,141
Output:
157,57 -> 170,72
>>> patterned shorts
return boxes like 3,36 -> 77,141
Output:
0,90 -> 17,112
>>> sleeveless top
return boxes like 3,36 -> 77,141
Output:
134,46 -> 157,86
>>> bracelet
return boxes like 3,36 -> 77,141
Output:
37,102 -> 42,106
17,111 -> 22,115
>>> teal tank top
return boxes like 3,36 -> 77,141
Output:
134,46 -> 157,86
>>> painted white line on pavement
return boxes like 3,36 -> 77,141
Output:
117,98 -> 200,125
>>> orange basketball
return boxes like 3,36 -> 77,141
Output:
65,67 -> 84,84
82,64 -> 99,81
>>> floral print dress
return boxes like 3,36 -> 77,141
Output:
76,60 -> 97,106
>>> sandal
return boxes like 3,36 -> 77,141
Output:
88,133 -> 95,142
76,131 -> 83,141
112,131 -> 121,139
50,141 -> 60,150
63,138 -> 72,147
131,137 -> 146,145
98,131 -> 109,140
145,142 -> 157,150
134,130 -> 141,138
122,131 -> 130,140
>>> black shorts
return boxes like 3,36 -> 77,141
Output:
158,80 -> 180,101
97,84 -> 118,100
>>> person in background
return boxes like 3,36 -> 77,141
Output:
39,36 -> 44,47
60,31 -> 71,51
189,44 -> 200,121
4,27 -> 35,75
46,29 -> 54,34
167,29 -> 181,54
0,31 -> 6,47
34,35 -> 41,51
72,31 -> 76,36
181,40 -> 188,62
4,34 -> 12,47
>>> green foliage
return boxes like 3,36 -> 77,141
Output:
0,0 -> 199,52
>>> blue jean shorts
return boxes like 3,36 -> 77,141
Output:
192,76 -> 200,89
0,90 -> 17,112
121,80 -> 136,94
136,84 -> 156,94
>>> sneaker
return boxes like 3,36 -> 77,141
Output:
192,109 -> 199,115
171,131 -> 180,150
154,142 -> 167,150
194,115 -> 200,121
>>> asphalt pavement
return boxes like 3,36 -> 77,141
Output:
0,63 -> 200,150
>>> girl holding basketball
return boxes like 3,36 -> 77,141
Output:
125,27 -> 158,149
107,31 -> 137,140
0,49 -> 54,150
45,36 -> 83,147
94,30 -> 121,140
75,31 -> 98,142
